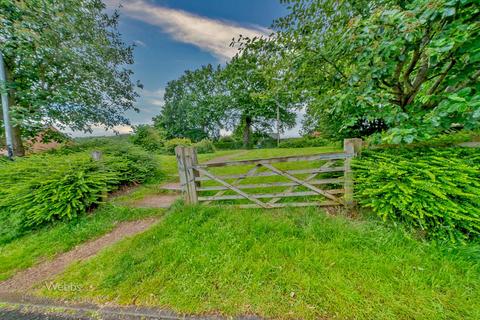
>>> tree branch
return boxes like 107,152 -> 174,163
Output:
428,58 -> 456,95
404,56 -> 429,106
403,28 -> 432,90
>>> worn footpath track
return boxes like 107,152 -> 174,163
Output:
0,217 -> 159,293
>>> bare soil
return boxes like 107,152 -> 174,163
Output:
131,194 -> 180,209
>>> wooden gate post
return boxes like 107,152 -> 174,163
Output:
175,146 -> 199,204
343,138 -> 363,207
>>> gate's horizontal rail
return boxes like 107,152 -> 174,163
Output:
197,178 -> 344,191
195,166 -> 345,182
198,189 -> 344,201
195,152 -> 350,168
238,201 -> 339,209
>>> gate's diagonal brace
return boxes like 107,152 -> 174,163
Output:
204,164 -> 260,205
194,167 -> 270,209
268,161 -> 335,205
262,163 -> 341,203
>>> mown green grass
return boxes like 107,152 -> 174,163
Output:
39,204 -> 480,319
0,204 -> 163,281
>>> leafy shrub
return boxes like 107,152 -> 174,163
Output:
353,147 -> 480,242
0,144 -> 159,243
279,137 -> 331,148
100,143 -> 160,184
255,137 -> 277,149
214,136 -> 243,150
368,129 -> 480,149
194,139 -> 215,154
163,138 -> 192,154
130,125 -> 166,151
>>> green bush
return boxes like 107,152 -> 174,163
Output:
163,138 -> 192,154
368,129 -> 480,149
130,125 -> 166,151
194,139 -> 215,154
279,137 -> 331,148
353,147 -> 480,242
214,136 -> 243,150
0,144 -> 159,243
255,137 -> 277,149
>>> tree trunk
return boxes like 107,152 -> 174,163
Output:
11,125 -> 25,156
5,64 -> 25,156
243,115 -> 252,149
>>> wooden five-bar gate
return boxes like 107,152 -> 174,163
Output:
175,138 -> 363,208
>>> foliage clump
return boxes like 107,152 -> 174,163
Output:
194,139 -> 216,154
279,137 -> 332,148
163,138 -> 193,155
130,125 -> 166,151
353,147 -> 480,242
0,143 -> 159,243
214,136 -> 243,150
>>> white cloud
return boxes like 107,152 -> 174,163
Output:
133,39 -> 147,47
141,87 -> 165,107
104,0 -> 269,60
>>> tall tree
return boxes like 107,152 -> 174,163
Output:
154,64 -> 225,141
274,0 -> 480,143
222,39 -> 299,148
0,0 -> 140,155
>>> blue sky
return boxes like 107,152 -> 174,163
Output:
82,0 -> 295,136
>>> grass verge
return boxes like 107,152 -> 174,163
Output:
0,204 -> 163,281
38,204 -> 480,319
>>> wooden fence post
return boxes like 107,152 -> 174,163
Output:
175,146 -> 187,196
343,138 -> 363,207
175,146 -> 199,204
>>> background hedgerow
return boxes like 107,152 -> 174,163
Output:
279,137 -> 334,149
193,139 -> 216,154
163,138 -> 193,154
0,143 -> 159,244
214,136 -> 243,150
353,147 -> 480,242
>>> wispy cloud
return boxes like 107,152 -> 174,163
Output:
142,87 -> 165,107
133,39 -> 147,47
104,0 -> 269,60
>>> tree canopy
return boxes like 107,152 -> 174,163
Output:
274,0 -> 480,143
154,64 -> 225,142
0,0 -> 140,155
154,46 -> 300,147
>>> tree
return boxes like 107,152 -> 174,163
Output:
0,0 -> 140,155
274,0 -> 480,143
222,38 -> 299,148
154,64 -> 225,142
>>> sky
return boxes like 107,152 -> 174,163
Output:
77,0 -> 300,137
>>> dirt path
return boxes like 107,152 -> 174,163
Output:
0,218 -> 159,293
